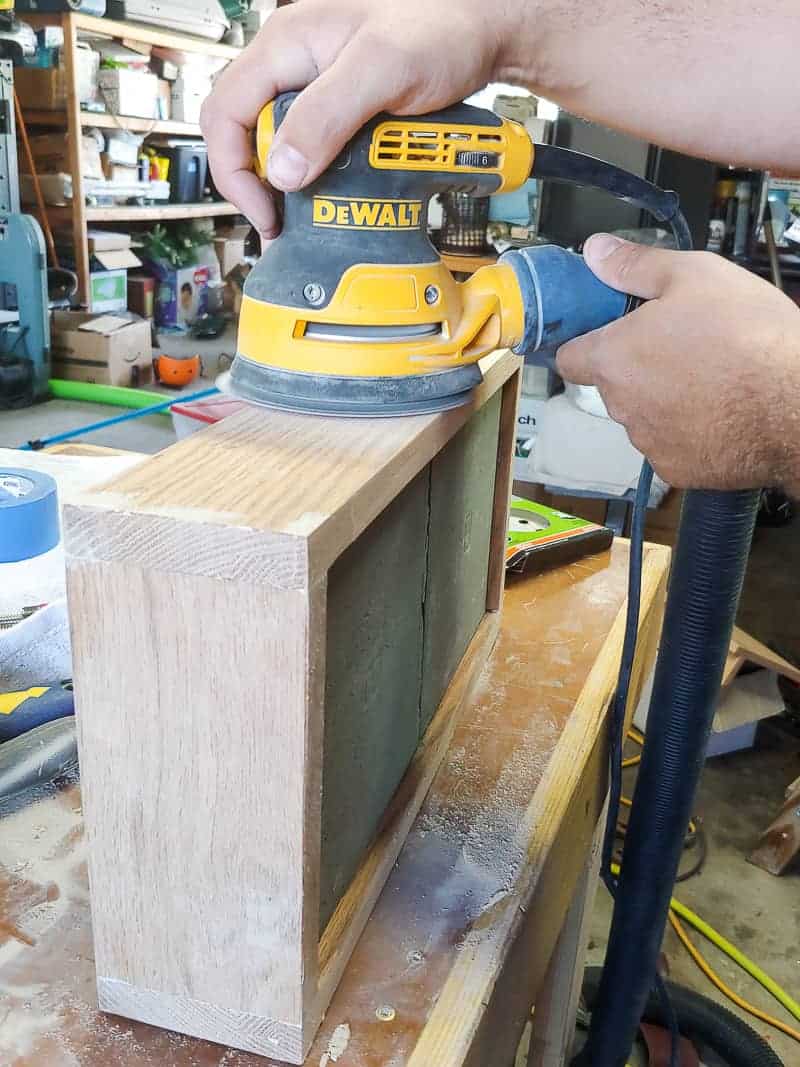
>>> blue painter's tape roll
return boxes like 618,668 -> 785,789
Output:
0,468 -> 60,563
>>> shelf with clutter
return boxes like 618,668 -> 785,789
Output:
15,6 -> 272,315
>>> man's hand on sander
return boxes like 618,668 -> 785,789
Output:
200,0 -> 510,241
201,0 -> 800,241
201,0 -> 799,239
558,237 -> 800,496
201,0 -> 800,496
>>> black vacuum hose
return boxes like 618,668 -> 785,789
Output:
516,148 -> 762,1065
575,488 -> 760,1065
581,967 -> 784,1067
527,147 -> 762,1067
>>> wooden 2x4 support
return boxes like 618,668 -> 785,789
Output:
64,350 -> 521,1062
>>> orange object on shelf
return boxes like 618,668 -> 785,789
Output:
153,353 -> 201,388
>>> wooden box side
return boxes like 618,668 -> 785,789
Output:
64,510 -> 316,1062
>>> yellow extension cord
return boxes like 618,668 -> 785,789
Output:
668,910 -> 800,1044
670,897 -> 800,1026
614,729 -> 800,1045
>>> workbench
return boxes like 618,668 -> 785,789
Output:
0,524 -> 669,1066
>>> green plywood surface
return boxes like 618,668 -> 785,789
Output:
320,398 -> 502,928
420,391 -> 501,731
320,468 -> 429,928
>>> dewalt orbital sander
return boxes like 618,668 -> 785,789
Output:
222,93 -> 763,1067
224,91 -> 690,415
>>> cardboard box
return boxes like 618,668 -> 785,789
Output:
513,392 -> 548,482
222,262 -> 251,316
151,55 -> 179,82
217,221 -> 252,241
88,252 -> 142,314
88,270 -> 128,313
634,664 -> 785,759
51,311 -> 153,387
15,66 -> 66,109
94,249 -> 141,272
98,69 -> 159,120
213,236 -> 246,278
21,172 -> 73,207
104,131 -> 143,167
156,79 -> 172,121
170,74 -> 210,124
101,156 -> 140,184
127,273 -> 156,319
15,42 -> 98,108
29,132 -> 103,180
87,230 -> 132,253
146,260 -> 210,328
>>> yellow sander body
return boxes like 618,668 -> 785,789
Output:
227,93 -> 533,415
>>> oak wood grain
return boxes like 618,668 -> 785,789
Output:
69,350 -> 520,575
406,543 -> 669,1067
67,563 -> 313,1031
486,370 -> 521,612
527,802 -> 606,1066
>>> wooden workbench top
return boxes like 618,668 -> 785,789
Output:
0,540 -> 669,1067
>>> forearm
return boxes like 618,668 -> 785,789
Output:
497,1 -> 800,172
204,0 -> 799,233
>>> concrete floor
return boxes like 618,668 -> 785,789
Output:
3,337 -> 800,1063
0,325 -> 236,453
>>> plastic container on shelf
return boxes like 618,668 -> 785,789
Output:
159,143 -> 209,204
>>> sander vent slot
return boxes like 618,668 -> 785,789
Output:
372,124 -> 505,170
304,322 -> 442,344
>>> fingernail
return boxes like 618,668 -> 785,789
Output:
254,222 -> 280,240
585,234 -> 623,261
258,228 -> 280,251
267,144 -> 309,190
244,216 -> 279,241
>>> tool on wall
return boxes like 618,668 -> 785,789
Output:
221,92 -> 760,1067
0,53 -> 50,409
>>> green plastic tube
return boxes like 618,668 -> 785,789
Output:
48,379 -> 169,414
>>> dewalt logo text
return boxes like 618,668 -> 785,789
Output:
312,196 -> 422,230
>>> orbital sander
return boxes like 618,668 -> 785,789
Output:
225,91 -> 690,415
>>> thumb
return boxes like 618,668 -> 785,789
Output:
267,36 -> 398,192
583,234 -> 680,300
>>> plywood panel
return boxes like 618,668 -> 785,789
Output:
320,470 -> 429,926
421,391 -> 501,730
321,396 -> 503,923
